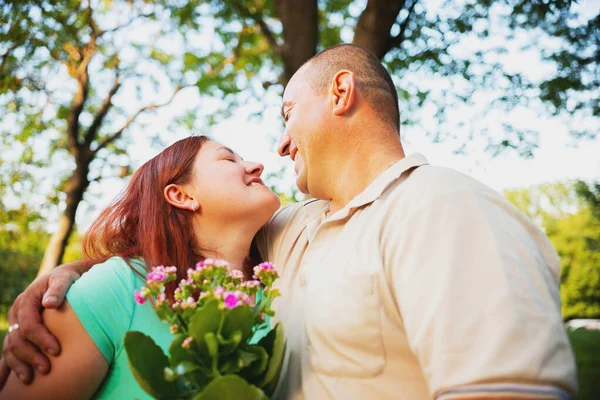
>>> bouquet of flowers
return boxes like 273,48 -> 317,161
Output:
124,259 -> 285,400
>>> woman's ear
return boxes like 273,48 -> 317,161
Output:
330,70 -> 355,116
164,184 -> 199,212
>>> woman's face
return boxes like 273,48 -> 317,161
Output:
188,141 -> 281,225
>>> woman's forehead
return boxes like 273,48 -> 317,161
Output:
197,141 -> 239,159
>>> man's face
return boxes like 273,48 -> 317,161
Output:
278,68 -> 329,195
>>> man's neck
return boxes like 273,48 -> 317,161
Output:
327,132 -> 405,215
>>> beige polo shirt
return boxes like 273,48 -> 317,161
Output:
256,154 -> 577,400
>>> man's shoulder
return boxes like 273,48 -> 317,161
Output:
386,164 -> 503,207
256,199 -> 327,263
268,198 -> 327,228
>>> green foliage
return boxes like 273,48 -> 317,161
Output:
1,0 -> 210,271
125,331 -> 180,399
192,375 -> 267,400
0,317 -> 8,346
505,181 -> 600,320
126,308 -> 284,399
2,1 -> 596,274
125,261 -> 285,399
0,203 -> 48,315
0,196 -> 83,313
567,327 -> 600,400
256,322 -> 285,393
136,0 -> 600,154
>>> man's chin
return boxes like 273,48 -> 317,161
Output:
295,176 -> 309,195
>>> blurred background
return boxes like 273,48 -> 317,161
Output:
1,0 -> 599,397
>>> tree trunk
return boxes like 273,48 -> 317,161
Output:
37,157 -> 90,277
353,0 -> 406,59
275,0 -> 318,84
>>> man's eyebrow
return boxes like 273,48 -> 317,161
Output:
218,146 -> 243,161
281,101 -> 292,119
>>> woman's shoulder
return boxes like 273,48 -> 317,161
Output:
76,256 -> 147,289
66,256 -> 148,313
92,256 -> 147,275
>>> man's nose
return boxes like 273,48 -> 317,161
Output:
278,132 -> 291,157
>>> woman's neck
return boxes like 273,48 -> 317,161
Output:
193,221 -> 256,273
201,243 -> 251,273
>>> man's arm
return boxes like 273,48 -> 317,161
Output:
382,188 -> 577,399
0,259 -> 93,387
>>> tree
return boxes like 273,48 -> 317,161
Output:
505,181 -> 600,320
178,0 -> 599,155
1,0 -> 198,276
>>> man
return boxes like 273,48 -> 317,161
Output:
1,44 -> 577,399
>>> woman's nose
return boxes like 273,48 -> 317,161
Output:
245,161 -> 264,176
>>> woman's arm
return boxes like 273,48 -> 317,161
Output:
0,300 -> 108,400
0,260 -> 93,388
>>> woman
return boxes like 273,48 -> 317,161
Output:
0,135 -> 281,399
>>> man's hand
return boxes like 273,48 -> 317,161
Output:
0,263 -> 83,388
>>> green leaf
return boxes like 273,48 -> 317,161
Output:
205,331 -> 219,359
219,347 -> 259,375
221,305 -> 255,344
220,344 -> 269,377
174,360 -> 203,375
188,300 -> 222,356
217,329 -> 243,355
124,331 -> 180,399
169,334 -> 206,367
258,323 -> 286,394
192,375 -> 268,400
239,345 -> 269,378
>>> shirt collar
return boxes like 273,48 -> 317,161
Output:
344,153 -> 429,211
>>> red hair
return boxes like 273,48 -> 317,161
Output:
83,135 -> 209,297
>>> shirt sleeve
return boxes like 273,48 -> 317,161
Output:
382,188 -> 578,398
65,256 -> 145,363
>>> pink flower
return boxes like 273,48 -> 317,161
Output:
253,262 -> 277,278
213,286 -> 225,298
180,296 -> 196,309
181,336 -> 194,349
224,293 -> 239,309
170,324 -> 179,334
259,262 -> 274,271
156,293 -> 166,306
235,291 -> 251,305
134,290 -> 146,305
231,270 -> 244,279
147,271 -> 168,282
241,280 -> 260,288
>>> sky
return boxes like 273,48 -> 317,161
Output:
3,0 -> 600,231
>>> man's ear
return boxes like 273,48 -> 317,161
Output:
330,70 -> 355,116
164,184 -> 199,212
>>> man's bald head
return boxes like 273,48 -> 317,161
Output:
301,44 -> 400,132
